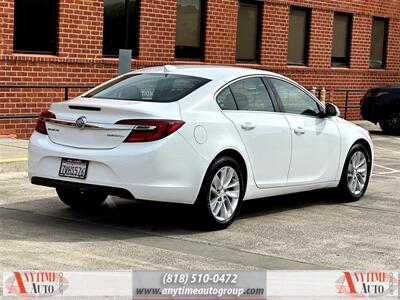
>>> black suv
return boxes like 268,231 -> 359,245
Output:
361,86 -> 400,133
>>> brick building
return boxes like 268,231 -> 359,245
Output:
0,0 -> 399,138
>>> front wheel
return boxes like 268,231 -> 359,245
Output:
195,156 -> 245,230
56,187 -> 108,208
336,144 -> 371,202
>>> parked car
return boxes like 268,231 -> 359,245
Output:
361,86 -> 400,133
29,65 -> 373,229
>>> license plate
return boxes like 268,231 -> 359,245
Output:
59,158 -> 88,179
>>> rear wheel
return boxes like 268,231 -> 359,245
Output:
56,187 -> 108,208
195,156 -> 245,230
379,111 -> 400,134
336,144 -> 371,202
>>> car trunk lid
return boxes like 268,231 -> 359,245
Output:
45,97 -> 182,149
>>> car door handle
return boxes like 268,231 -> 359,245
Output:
294,127 -> 305,135
241,122 -> 256,131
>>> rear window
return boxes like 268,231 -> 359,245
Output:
84,73 -> 210,102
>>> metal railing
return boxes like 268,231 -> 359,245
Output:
308,87 -> 366,120
333,88 -> 366,120
0,85 -> 94,120
0,85 -> 367,121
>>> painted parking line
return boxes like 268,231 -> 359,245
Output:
374,146 -> 400,155
373,163 -> 400,175
371,173 -> 400,180
0,157 -> 28,163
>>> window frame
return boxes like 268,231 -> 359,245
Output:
287,6 -> 311,66
235,0 -> 263,64
174,0 -> 207,61
214,75 -> 279,112
102,0 -> 141,57
13,0 -> 59,55
369,17 -> 389,69
331,12 -> 353,68
265,77 -> 324,118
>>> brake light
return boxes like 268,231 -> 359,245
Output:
35,110 -> 56,135
116,119 -> 185,142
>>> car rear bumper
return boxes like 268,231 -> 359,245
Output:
28,131 -> 209,204
31,176 -> 135,199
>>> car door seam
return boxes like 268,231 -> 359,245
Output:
283,114 -> 294,187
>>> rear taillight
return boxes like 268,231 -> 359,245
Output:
116,119 -> 185,142
35,110 -> 56,135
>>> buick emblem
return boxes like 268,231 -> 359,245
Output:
75,116 -> 87,129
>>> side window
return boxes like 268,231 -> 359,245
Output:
270,78 -> 321,116
230,77 -> 274,112
216,88 -> 237,110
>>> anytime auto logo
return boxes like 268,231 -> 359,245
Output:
4,271 -> 69,297
336,272 -> 398,297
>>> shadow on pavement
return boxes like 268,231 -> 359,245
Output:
1,188 -> 342,241
369,130 -> 400,137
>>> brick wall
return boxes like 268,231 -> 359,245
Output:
1,0 -> 400,138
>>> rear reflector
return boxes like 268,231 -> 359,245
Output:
35,110 -> 56,135
116,119 -> 185,142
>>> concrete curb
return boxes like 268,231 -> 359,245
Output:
0,158 -> 28,174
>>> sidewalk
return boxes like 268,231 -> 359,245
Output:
0,120 -> 381,174
351,120 -> 381,132
0,138 -> 28,173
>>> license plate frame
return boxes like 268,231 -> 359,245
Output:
58,158 -> 89,179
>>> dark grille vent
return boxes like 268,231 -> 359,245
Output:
69,105 -> 101,111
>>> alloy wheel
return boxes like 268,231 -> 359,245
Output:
347,151 -> 368,196
385,112 -> 400,131
208,166 -> 240,222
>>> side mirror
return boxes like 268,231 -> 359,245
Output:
324,103 -> 340,117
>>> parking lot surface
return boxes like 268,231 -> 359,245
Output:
0,129 -> 399,282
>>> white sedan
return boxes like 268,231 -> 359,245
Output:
29,65 -> 373,229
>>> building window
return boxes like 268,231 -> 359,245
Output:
370,17 -> 388,69
236,1 -> 261,62
287,7 -> 310,66
13,0 -> 58,54
103,0 -> 139,56
331,13 -> 352,67
175,0 -> 204,60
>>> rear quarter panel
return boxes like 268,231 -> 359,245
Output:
177,85 -> 256,199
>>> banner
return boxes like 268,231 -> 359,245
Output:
2,270 -> 398,299
132,270 -> 266,299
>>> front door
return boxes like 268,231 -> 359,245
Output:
269,77 -> 341,185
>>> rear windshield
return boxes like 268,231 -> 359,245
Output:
84,73 -> 210,102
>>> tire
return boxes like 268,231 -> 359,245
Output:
336,143 -> 371,202
379,111 -> 400,134
195,156 -> 245,230
56,187 -> 108,208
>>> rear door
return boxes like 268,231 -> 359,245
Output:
268,77 -> 341,185
218,76 -> 292,188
